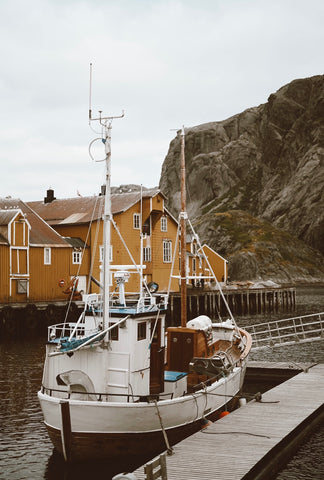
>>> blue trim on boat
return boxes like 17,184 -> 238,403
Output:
164,371 -> 187,382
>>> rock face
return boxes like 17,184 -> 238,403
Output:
159,75 -> 324,282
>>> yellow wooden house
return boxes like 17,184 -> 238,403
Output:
199,244 -> 228,283
29,189 -> 181,296
28,189 -> 227,298
0,198 -> 84,304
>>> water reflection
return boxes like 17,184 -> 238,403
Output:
44,448 -> 157,480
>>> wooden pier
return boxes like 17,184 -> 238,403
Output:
0,301 -> 82,337
134,363 -> 324,480
167,287 -> 296,325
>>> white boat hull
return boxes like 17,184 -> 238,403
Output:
38,363 -> 246,462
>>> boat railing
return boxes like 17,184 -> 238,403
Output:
245,312 -> 324,349
40,385 -> 176,403
48,322 -> 98,343
83,292 -> 168,312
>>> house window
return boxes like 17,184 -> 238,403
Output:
192,258 -> 196,272
142,222 -> 150,235
161,216 -> 167,232
109,322 -> 119,341
143,246 -> 151,262
17,279 -> 28,294
72,251 -> 82,264
100,245 -> 113,262
163,240 -> 172,263
44,247 -> 51,265
133,213 -> 140,229
137,322 -> 147,341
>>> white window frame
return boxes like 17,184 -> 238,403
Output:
133,213 -> 140,230
143,246 -> 151,262
161,216 -> 167,232
72,251 -> 82,264
192,242 -> 198,255
44,247 -> 51,265
100,245 -> 113,262
163,240 -> 172,263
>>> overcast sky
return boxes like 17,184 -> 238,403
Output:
0,0 -> 322,202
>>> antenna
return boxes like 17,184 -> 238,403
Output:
88,63 -> 124,126
89,62 -> 93,122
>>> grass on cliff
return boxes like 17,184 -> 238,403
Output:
194,209 -> 324,273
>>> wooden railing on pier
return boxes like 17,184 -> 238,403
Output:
167,287 -> 296,325
245,312 -> 324,349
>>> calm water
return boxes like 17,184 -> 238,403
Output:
0,286 -> 323,480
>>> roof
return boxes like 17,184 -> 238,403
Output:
0,232 -> 8,245
28,189 -> 164,226
0,198 -> 70,247
0,209 -> 20,226
64,237 -> 89,249
199,244 -> 228,262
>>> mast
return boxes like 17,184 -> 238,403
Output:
180,126 -> 187,328
102,120 -> 112,335
88,64 -> 124,339
140,184 -> 144,300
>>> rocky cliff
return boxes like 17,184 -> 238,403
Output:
159,75 -> 324,282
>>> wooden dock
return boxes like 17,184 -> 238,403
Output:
133,364 -> 324,479
167,287 -> 296,325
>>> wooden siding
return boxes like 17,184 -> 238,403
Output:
0,245 -> 10,302
150,194 -> 164,213
54,224 -> 90,243
28,246 -> 72,302
150,211 -> 179,292
201,245 -> 228,282
25,193 -> 223,301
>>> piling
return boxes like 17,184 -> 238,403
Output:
167,287 -> 296,325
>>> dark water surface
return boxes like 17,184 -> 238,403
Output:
0,286 -> 323,480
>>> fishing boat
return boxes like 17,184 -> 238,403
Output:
38,109 -> 252,463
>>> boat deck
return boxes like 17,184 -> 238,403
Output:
133,363 -> 324,479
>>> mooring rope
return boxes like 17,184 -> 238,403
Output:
201,430 -> 271,439
154,400 -> 173,455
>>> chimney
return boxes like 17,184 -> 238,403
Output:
44,189 -> 56,204
100,185 -> 106,196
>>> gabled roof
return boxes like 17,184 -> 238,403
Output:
0,209 -> 20,226
199,244 -> 228,262
28,189 -> 164,226
0,198 -> 70,247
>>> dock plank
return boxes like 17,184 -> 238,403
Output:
133,364 -> 324,480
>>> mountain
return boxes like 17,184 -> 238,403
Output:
159,75 -> 324,283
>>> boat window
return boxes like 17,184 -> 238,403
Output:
109,322 -> 119,341
137,322 -> 146,341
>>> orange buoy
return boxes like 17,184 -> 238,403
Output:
58,279 -> 65,287
200,417 -> 212,429
219,411 -> 230,418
